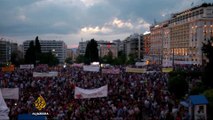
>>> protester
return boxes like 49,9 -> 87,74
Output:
0,64 -> 201,119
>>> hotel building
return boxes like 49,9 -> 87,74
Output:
149,3 -> 213,65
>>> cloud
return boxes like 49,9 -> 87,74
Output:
0,0 -> 212,48
80,0 -> 105,7
16,15 -> 27,22
81,26 -> 112,34
112,18 -> 133,29
80,17 -> 150,37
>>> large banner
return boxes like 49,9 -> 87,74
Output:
162,68 -> 173,73
1,88 -> 19,100
74,85 -> 108,99
0,89 -> 9,119
2,65 -> 14,72
33,71 -> 58,77
102,68 -> 120,74
125,67 -> 146,73
20,64 -> 34,69
83,65 -> 100,72
72,63 -> 83,67
135,62 -> 146,66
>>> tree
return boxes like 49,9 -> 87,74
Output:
35,36 -> 42,62
114,51 -> 126,65
25,41 -> 36,64
11,51 -> 19,66
84,39 -> 99,64
35,36 -> 41,54
75,55 -> 85,63
65,57 -> 73,64
39,52 -> 59,66
11,50 -> 24,66
168,72 -> 189,99
101,50 -> 113,64
127,53 -> 137,65
203,89 -> 213,119
202,37 -> 213,88
24,36 -> 42,65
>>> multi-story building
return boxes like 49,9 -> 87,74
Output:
98,42 -> 118,58
123,33 -> 143,60
143,31 -> 151,61
23,40 -> 67,63
150,21 -> 169,64
112,39 -> 124,52
168,3 -> 213,65
0,38 -> 19,64
67,48 -> 76,62
78,40 -> 89,55
149,3 -> 213,65
77,40 -> 118,58
0,38 -> 11,64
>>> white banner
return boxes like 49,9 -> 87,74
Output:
125,67 -> 147,73
74,85 -> 108,99
33,71 -> 58,77
0,90 -> 9,119
102,68 -> 120,74
83,65 -> 100,72
1,88 -> 19,100
72,63 -> 83,67
20,64 -> 34,69
135,62 -> 146,66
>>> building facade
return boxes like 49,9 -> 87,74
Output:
149,3 -> 213,65
23,40 -> 67,63
113,39 -> 124,52
123,33 -> 143,61
0,38 -> 11,64
98,42 -> 118,58
78,41 -> 89,55
0,38 -> 19,64
67,48 -> 76,62
143,31 -> 151,61
77,40 -> 118,58
150,21 -> 169,64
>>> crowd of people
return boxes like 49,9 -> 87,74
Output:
0,64 -> 201,120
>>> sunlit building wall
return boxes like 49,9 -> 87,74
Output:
149,3 -> 213,65
169,3 -> 213,65
143,31 -> 151,60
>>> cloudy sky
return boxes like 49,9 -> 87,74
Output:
0,0 -> 211,48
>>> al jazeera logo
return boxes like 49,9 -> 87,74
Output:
32,95 -> 49,116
